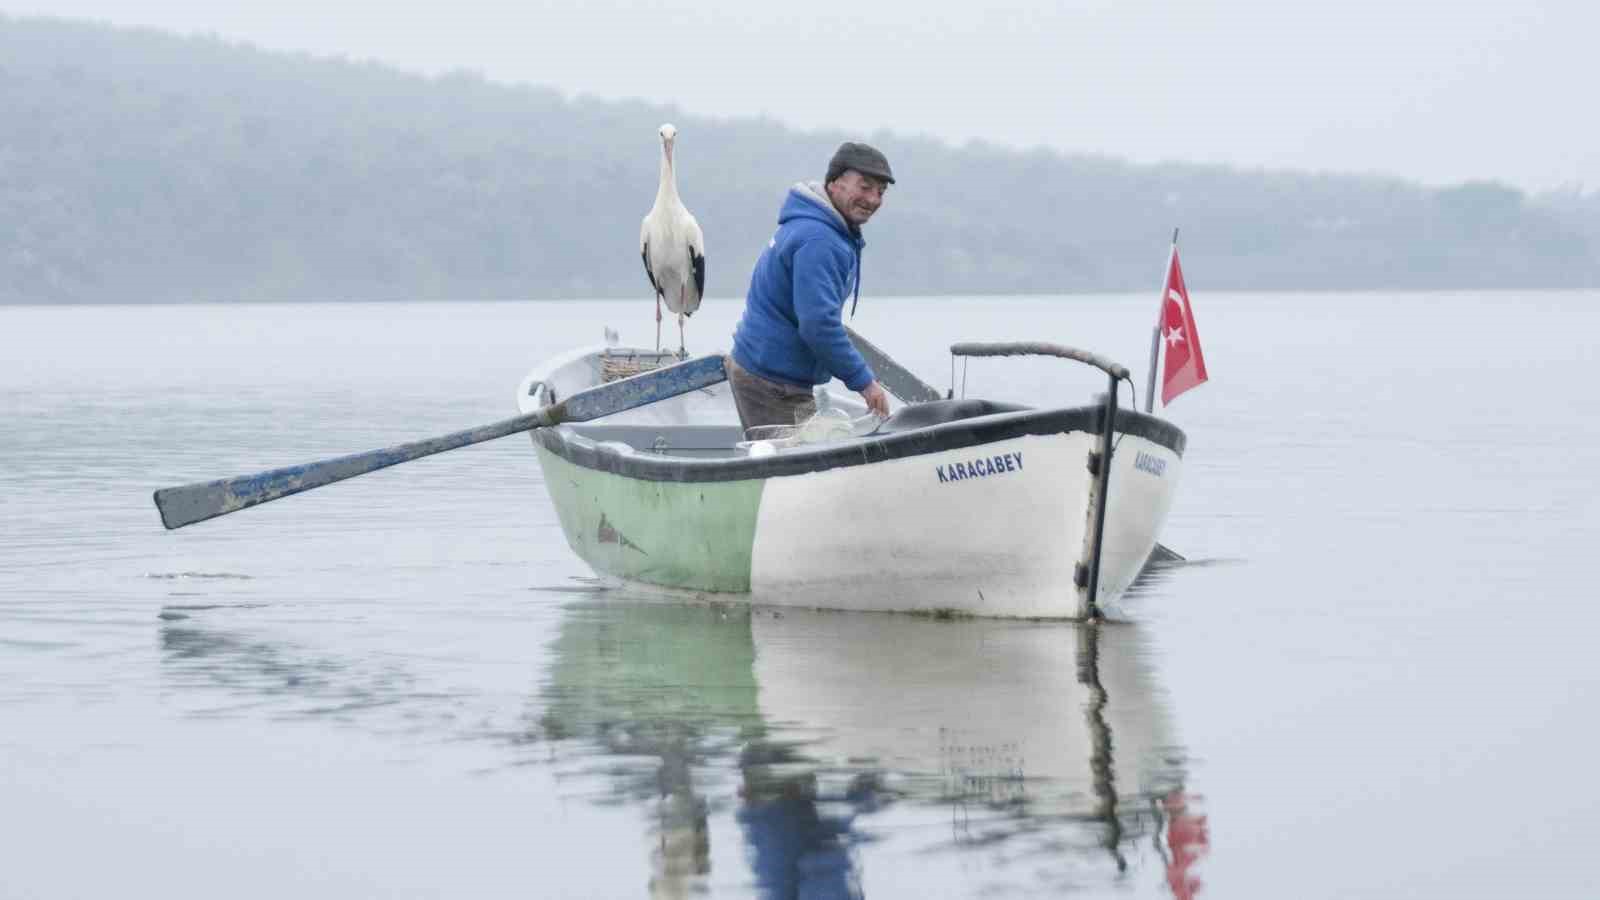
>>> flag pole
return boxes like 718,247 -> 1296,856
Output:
1145,228 -> 1179,413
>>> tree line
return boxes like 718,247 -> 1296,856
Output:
2,15 -> 1595,305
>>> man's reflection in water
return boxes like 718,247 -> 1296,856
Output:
736,743 -> 876,900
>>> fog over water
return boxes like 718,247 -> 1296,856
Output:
2,292 -> 1596,897
3,0 -> 1594,191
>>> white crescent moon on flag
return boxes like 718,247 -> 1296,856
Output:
1163,286 -> 1188,348
1167,287 -> 1186,316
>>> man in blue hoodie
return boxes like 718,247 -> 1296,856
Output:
728,142 -> 894,431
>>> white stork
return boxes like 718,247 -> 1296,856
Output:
639,123 -> 705,356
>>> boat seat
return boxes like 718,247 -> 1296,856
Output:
875,398 -> 1029,434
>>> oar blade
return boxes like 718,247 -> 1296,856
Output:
155,451 -> 388,530
153,354 -> 729,530
154,407 -> 559,530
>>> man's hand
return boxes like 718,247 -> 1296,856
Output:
860,380 -> 891,418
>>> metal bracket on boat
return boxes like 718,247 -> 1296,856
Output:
949,341 -> 1130,621
947,342 -> 1131,382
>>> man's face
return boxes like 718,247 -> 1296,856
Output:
827,171 -> 889,227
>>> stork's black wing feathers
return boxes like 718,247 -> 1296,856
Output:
689,248 -> 706,315
641,243 -> 662,297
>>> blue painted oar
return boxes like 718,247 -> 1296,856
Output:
153,354 -> 728,530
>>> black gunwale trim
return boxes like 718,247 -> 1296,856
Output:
534,405 -> 1186,484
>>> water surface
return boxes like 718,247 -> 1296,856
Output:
2,292 -> 1596,898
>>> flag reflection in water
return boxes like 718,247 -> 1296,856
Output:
1164,791 -> 1210,900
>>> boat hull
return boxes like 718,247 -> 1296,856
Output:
536,444 -> 765,592
522,344 -> 1184,619
748,430 -> 1177,617
531,416 -> 1180,619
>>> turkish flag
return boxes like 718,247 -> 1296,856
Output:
1160,249 -> 1208,406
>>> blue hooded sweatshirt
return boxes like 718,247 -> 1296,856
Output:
731,183 -> 875,392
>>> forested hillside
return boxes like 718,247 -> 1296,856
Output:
2,15 -> 1595,304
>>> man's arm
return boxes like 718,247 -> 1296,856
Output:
791,240 -> 875,392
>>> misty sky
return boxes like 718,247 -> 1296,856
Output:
7,0 -> 1592,193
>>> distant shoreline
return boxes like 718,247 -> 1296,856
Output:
4,286 -> 1594,310
3,16 -> 1595,306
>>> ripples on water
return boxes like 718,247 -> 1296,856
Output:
5,294 -> 1598,897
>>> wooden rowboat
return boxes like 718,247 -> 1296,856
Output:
520,337 -> 1185,619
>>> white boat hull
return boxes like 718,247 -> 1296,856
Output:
521,346 -> 1185,619
750,431 -> 1180,618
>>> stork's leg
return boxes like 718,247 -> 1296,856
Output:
677,312 -> 686,358
655,294 -> 662,351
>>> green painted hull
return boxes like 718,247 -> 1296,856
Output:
536,445 -> 765,591
540,601 -> 762,739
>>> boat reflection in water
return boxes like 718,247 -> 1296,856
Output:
536,599 -> 761,898
536,594 -> 1208,898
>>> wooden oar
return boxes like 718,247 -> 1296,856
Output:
843,325 -> 945,404
153,354 -> 728,530
843,325 -> 1184,564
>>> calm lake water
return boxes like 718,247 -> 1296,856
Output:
3,291 -> 1597,899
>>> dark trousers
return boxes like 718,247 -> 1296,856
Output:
726,355 -> 817,433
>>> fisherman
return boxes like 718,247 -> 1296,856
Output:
727,142 -> 894,431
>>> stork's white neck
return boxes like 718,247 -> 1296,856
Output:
655,143 -> 680,207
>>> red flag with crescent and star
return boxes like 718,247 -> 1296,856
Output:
1160,248 -> 1208,406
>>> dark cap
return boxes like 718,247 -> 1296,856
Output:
826,142 -> 895,185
